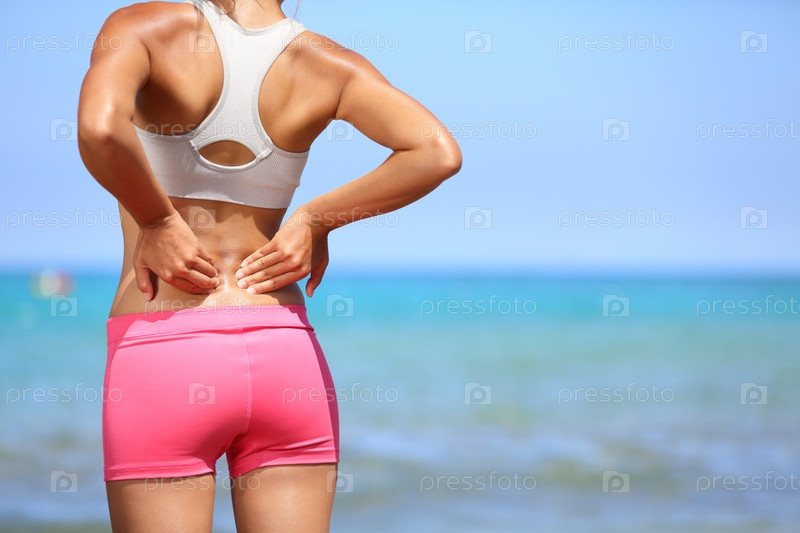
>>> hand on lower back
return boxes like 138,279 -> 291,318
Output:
235,212 -> 330,298
133,212 -> 220,301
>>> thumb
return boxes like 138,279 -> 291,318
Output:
135,262 -> 154,302
305,258 -> 328,298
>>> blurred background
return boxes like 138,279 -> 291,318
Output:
1,0 -> 799,531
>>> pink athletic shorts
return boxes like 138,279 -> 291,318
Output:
102,305 -> 339,482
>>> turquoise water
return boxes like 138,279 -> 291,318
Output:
1,272 -> 799,532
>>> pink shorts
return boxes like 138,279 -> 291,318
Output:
102,305 -> 339,482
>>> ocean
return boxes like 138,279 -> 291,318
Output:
1,271 -> 798,532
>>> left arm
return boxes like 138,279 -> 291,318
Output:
236,46 -> 461,297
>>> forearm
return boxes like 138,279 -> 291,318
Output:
78,115 -> 176,228
295,142 -> 460,231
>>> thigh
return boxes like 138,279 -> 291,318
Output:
231,464 -> 337,533
106,474 -> 216,533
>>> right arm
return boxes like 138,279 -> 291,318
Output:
236,43 -> 462,296
77,7 -> 219,300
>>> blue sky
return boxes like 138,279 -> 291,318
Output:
1,0 -> 798,275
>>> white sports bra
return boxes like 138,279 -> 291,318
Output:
134,0 -> 309,209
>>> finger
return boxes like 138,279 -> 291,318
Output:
191,254 -> 219,279
196,244 -> 216,267
246,271 -> 304,295
236,250 -> 283,280
305,259 -> 328,298
238,260 -> 294,289
182,268 -> 221,290
167,276 -> 216,296
135,263 -> 154,302
240,241 -> 277,268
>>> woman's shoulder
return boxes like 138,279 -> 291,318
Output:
288,30 -> 385,83
100,1 -> 198,40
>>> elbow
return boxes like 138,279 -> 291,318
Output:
77,115 -> 116,151
425,137 -> 462,184
77,103 -> 127,152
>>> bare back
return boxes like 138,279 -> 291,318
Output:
109,2 -> 348,316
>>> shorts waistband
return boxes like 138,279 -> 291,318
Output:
106,305 -> 311,343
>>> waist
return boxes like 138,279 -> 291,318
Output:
109,275 -> 306,317
106,304 -> 312,343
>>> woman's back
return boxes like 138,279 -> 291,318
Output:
92,1 -> 359,315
